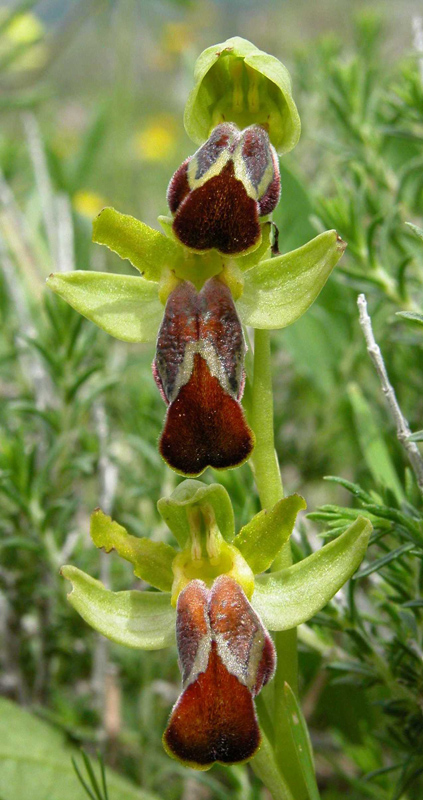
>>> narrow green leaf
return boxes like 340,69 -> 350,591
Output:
252,516 -> 372,631
90,509 -> 176,592
348,383 -> 404,503
283,682 -> 320,800
396,311 -> 423,327
92,207 -> 180,281
237,230 -> 346,329
353,542 -> 415,580
233,494 -> 306,574
47,272 -> 163,343
408,429 -> 423,441
157,480 -> 235,548
61,566 -> 175,650
405,221 -> 423,242
72,757 -> 98,800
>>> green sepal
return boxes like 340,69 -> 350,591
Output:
157,480 -> 235,548
90,509 -> 177,592
47,271 -> 163,343
252,516 -> 372,630
233,493 -> 306,574
237,230 -> 346,330
184,36 -> 301,154
93,207 -> 180,282
61,565 -> 175,650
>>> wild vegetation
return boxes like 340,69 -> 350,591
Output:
0,3 -> 422,799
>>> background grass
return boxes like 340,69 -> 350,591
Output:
1,1 -> 423,798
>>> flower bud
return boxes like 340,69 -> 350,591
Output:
184,36 -> 300,155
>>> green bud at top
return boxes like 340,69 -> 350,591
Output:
184,36 -> 301,155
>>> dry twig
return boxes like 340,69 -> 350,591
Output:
357,293 -> 423,495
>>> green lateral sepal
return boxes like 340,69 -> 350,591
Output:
93,207 -> 180,281
157,480 -> 235,548
90,509 -> 176,592
61,565 -> 175,650
252,516 -> 372,630
237,230 -> 346,329
47,271 -> 163,343
184,36 -> 301,155
233,493 -> 306,574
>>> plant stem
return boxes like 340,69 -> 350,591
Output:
250,328 -> 311,800
250,329 -> 284,509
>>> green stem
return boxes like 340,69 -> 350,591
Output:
250,328 -> 283,509
250,329 -> 312,800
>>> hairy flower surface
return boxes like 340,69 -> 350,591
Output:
168,122 -> 280,255
163,575 -> 275,769
153,278 -> 253,475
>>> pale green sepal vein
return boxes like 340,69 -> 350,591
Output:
61,565 -> 176,650
91,509 -> 177,592
93,207 -> 180,281
283,682 -> 320,800
234,494 -> 306,574
157,480 -> 235,548
47,271 -> 163,343
237,230 -> 346,330
252,516 -> 372,631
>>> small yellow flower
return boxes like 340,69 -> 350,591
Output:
134,115 -> 178,162
6,12 -> 44,44
0,12 -> 46,71
161,22 -> 193,55
73,191 -> 107,220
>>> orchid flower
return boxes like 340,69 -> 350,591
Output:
51,37 -> 372,790
47,37 -> 346,477
61,479 -> 371,770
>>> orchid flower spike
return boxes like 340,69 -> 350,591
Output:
61,480 -> 372,770
47,36 -> 346,475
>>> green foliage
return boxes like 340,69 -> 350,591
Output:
0,698 -> 159,800
1,4 -> 423,799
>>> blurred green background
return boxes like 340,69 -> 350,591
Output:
1,1 -> 423,799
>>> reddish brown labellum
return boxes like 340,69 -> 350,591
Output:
153,278 -> 254,476
167,122 -> 280,255
163,575 -> 276,769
